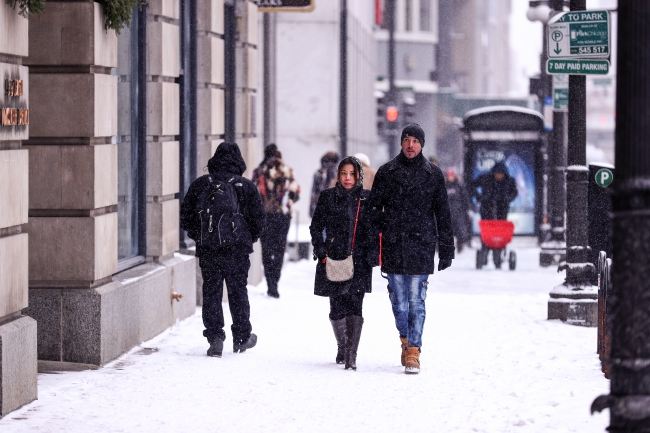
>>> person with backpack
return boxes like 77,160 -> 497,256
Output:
367,123 -> 455,374
180,142 -> 265,358
310,156 -> 378,371
252,145 -> 301,298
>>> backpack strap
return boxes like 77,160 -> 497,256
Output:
227,177 -> 242,214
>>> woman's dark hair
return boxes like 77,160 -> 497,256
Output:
337,156 -> 364,187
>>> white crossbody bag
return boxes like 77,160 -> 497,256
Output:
325,199 -> 361,282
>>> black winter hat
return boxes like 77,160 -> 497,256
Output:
401,123 -> 425,147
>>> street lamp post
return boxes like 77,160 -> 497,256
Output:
592,2 -> 650,430
385,0 -> 398,159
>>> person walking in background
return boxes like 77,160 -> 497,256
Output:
310,156 -> 377,371
180,142 -> 265,357
470,161 -> 518,221
252,144 -> 301,298
470,161 -> 518,268
445,168 -> 472,252
354,153 -> 376,190
368,123 -> 455,374
310,152 -> 340,218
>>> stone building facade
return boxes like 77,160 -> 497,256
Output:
0,0 -> 259,418
0,2 -> 37,418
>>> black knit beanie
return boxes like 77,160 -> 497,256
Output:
401,123 -> 425,147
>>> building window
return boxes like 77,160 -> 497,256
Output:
117,7 -> 146,267
405,0 -> 413,31
420,0 -> 431,32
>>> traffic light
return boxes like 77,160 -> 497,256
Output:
377,96 -> 386,134
386,106 -> 399,122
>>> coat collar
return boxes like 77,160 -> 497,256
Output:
387,152 -> 434,175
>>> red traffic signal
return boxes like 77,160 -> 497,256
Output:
386,106 -> 399,122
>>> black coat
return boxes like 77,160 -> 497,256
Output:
367,152 -> 455,275
310,185 -> 377,297
446,178 -> 471,243
180,143 -> 266,257
471,170 -> 518,220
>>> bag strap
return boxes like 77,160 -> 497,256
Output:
351,199 -> 361,252
227,177 -> 241,214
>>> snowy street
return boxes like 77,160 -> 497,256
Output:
2,239 -> 609,432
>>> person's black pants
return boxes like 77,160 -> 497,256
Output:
329,293 -> 365,321
199,250 -> 252,345
260,213 -> 291,293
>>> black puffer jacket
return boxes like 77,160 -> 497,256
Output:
310,184 -> 377,297
367,152 -> 455,275
471,162 -> 518,220
180,142 -> 265,256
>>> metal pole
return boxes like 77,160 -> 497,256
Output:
339,0 -> 347,157
565,0 -> 589,286
437,0 -> 452,89
262,12 -> 276,146
224,0 -> 236,143
386,0 -> 398,158
541,0 -> 568,264
592,1 -> 650,429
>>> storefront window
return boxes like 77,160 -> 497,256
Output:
117,9 -> 143,265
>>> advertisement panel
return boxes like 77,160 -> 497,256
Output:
470,142 -> 537,235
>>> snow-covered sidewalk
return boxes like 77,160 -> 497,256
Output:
2,239 -> 609,432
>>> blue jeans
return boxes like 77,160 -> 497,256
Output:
387,274 -> 429,348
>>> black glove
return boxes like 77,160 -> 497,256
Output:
313,246 -> 327,261
438,258 -> 452,272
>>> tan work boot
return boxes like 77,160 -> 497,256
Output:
405,346 -> 420,374
400,336 -> 408,366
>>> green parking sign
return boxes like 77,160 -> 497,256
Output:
595,168 -> 613,187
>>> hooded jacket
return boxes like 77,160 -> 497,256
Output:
309,156 -> 378,297
470,161 -> 518,220
180,142 -> 266,256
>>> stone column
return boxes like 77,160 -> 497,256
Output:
0,3 -> 37,417
196,0 -> 225,173
237,0 -> 262,285
146,0 -> 181,260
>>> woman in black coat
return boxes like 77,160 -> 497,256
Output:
310,156 -> 377,371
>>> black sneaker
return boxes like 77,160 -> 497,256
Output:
233,333 -> 257,353
207,339 -> 224,357
267,290 -> 280,298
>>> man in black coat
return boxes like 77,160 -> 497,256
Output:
180,142 -> 265,358
367,123 -> 455,374
470,161 -> 518,221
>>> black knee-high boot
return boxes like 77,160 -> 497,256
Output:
330,318 -> 347,364
345,316 -> 364,371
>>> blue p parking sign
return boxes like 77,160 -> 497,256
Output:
595,168 -> 613,187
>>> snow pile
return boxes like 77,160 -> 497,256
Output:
1,239 -> 609,432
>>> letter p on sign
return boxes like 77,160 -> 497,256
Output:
595,168 -> 613,188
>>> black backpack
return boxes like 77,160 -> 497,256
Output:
197,176 -> 247,248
